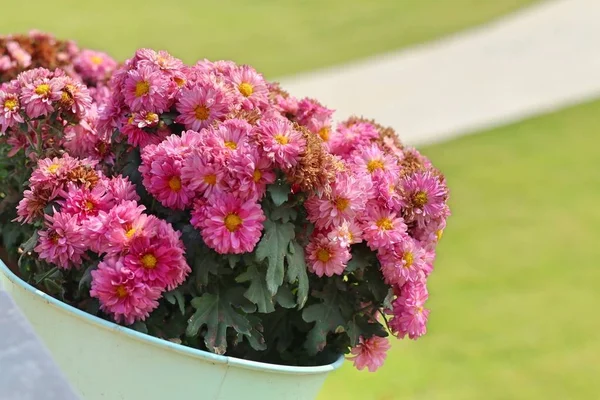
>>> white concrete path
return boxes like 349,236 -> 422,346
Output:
279,0 -> 600,146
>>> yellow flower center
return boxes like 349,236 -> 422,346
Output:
145,112 -> 158,123
318,126 -> 330,142
3,98 -> 18,111
203,174 -> 217,185
238,82 -> 254,97
415,306 -> 424,314
34,84 -> 51,97
60,90 -> 73,104
224,213 -> 243,232
168,176 -> 182,192
224,141 -> 238,150
436,229 -> 444,241
317,248 -> 331,263
413,191 -> 428,207
47,163 -> 60,174
174,77 -> 186,87
366,159 -> 385,173
194,105 -> 210,120
335,197 -> 349,211
253,169 -> 262,183
376,217 -> 393,231
125,227 -> 136,238
274,134 -> 288,145
141,253 -> 158,269
85,201 -> 95,211
135,81 -> 150,97
403,252 -> 414,269
49,231 -> 60,244
90,55 -> 103,65
115,285 -> 128,299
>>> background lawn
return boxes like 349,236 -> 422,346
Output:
320,99 -> 600,399
1,0 -> 539,77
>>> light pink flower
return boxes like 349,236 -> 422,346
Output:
378,238 -> 427,285
306,234 -> 351,277
228,146 -> 276,201
105,176 -> 140,204
329,121 -> 379,158
140,151 -> 193,210
347,336 -> 391,372
351,143 -> 400,183
400,171 -> 449,224
74,50 -> 117,83
361,205 -> 407,250
389,280 -> 430,340
123,65 -> 171,112
60,183 -> 111,222
20,75 -> 62,118
90,257 -> 161,325
85,200 -> 146,254
198,193 -> 266,254
56,77 -> 93,117
181,150 -> 227,198
6,41 -> 31,68
327,220 -> 363,247
0,89 -> 24,132
175,81 -> 232,131
255,117 -> 306,169
34,211 -> 87,269
229,65 -> 269,110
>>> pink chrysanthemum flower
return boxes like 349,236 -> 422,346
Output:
90,257 -> 161,325
20,75 -> 62,118
140,152 -> 193,210
190,198 -> 208,230
60,183 -> 111,222
306,234 -> 351,277
123,65 -> 171,112
400,171 -> 449,223
376,179 -> 405,212
352,143 -> 400,183
329,121 -> 379,157
296,98 -> 334,128
15,186 -> 60,224
34,211 -> 87,269
327,220 -> 363,248
229,65 -> 269,110
389,280 -> 430,340
0,89 -> 24,132
136,49 -> 184,72
347,336 -> 391,372
181,150 -> 227,198
377,238 -> 427,285
228,147 -> 276,201
203,119 -> 252,157
175,81 -> 232,131
6,41 -> 31,68
255,117 -> 306,169
198,193 -> 266,254
305,172 -> 371,230
121,112 -> 169,148
30,155 -> 78,188
55,77 -> 93,117
361,206 -> 408,250
74,50 -> 117,83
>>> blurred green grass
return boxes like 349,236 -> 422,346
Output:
1,0 -> 538,78
320,100 -> 600,399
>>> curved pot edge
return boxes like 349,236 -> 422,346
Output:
0,258 -> 345,375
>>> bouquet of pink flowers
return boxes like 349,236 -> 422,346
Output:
6,48 -> 449,371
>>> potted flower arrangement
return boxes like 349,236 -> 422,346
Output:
0,47 -> 450,400
0,31 -> 116,268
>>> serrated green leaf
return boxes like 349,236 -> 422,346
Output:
18,231 -> 38,268
78,261 -> 98,293
302,287 -> 345,355
240,315 -> 267,351
186,289 -> 252,355
164,288 -> 186,315
270,203 -> 298,223
267,182 -> 291,206
347,318 -> 388,347
255,219 -> 295,295
131,321 -> 148,334
275,285 -> 295,309
345,245 -> 374,273
286,240 -> 309,308
237,264 -> 275,313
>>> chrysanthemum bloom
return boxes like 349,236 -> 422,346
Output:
377,237 -> 427,285
229,65 -> 269,110
121,112 -> 169,148
306,234 -> 351,277
295,98 -> 334,129
175,81 -> 232,131
327,220 -> 363,248
29,155 -> 78,189
389,280 -> 430,340
123,232 -> 187,291
400,171 -> 449,224
136,49 -> 184,72
305,172 -> 371,230
60,183 -> 112,222
122,65 -> 171,112
85,200 -> 147,254
105,176 -> 140,204
255,117 -> 306,169
376,179 -> 405,213
190,197 -> 208,230
198,193 -> 266,254
15,186 -> 60,224
73,49 -> 117,83
347,336 -> 391,372
90,257 -> 161,325
180,150 -> 227,198
361,205 -> 408,250
55,77 -> 93,117
351,143 -> 400,184
34,211 -> 87,269
228,147 -> 276,201
140,153 -> 193,210
0,89 -> 24,132
328,121 -> 379,158
6,41 -> 32,68
20,75 -> 62,118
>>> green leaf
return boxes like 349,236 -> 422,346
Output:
255,219 -> 295,295
347,318 -> 388,347
270,204 -> 298,223
164,288 -> 186,315
302,287 -> 346,355
275,285 -> 295,309
18,231 -> 38,268
286,240 -> 309,308
267,182 -> 291,206
186,289 -> 252,355
131,321 -> 148,334
78,261 -> 98,293
345,244 -> 374,273
240,315 -> 267,351
236,264 -> 275,313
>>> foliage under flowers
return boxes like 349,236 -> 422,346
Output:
5,47 -> 450,371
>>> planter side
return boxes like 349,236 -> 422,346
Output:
0,260 -> 343,400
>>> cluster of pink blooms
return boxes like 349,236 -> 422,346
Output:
16,154 -> 190,325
